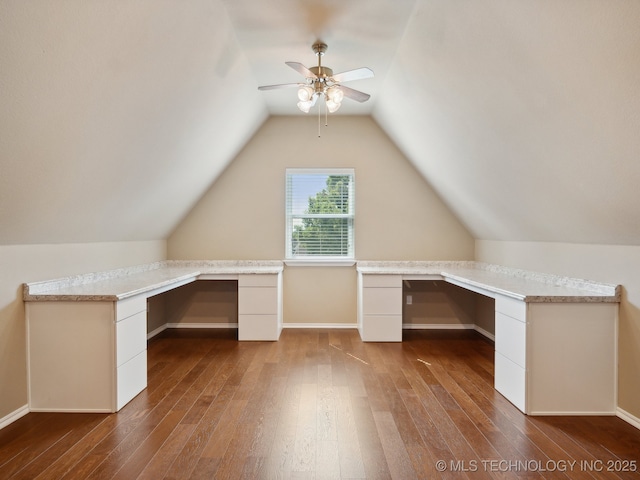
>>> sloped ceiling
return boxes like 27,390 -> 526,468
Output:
374,1 -> 640,245
0,0 -> 267,244
2,0 -> 639,246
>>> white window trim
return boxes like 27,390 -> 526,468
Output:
284,258 -> 357,267
285,168 -> 355,265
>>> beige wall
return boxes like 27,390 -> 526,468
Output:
476,240 -> 640,419
402,281 -> 495,336
148,280 -> 238,332
0,240 -> 166,422
168,115 -> 475,326
403,281 -> 476,326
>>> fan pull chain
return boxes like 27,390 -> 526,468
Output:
325,97 -> 328,127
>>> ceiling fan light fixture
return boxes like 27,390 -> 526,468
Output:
257,42 -> 373,134
326,98 -> 341,113
297,100 -> 313,113
297,85 -> 314,102
326,86 -> 344,104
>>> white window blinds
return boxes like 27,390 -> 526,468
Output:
285,169 -> 355,259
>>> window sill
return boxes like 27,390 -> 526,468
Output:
284,259 -> 356,267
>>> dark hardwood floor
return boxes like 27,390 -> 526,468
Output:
1,328 -> 638,479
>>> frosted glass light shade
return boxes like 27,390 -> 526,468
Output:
326,99 -> 341,113
297,86 -> 314,102
297,100 -> 312,113
327,86 -> 344,103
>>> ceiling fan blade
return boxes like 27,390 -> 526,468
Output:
285,61 -> 317,78
336,85 -> 371,103
331,67 -> 374,83
257,82 -> 303,91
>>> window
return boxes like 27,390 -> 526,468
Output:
285,168 -> 355,263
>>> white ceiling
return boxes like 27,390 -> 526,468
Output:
1,0 -> 639,246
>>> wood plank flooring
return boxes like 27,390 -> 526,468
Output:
1,328 -> 638,479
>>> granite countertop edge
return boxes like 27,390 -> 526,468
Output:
23,260 -> 284,302
356,261 -> 621,303
23,260 -> 620,304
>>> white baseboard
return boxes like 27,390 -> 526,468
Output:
148,323 -> 239,340
0,404 -> 29,430
166,322 -> 238,329
403,323 -> 475,330
401,323 -> 495,341
283,323 -> 358,329
150,322 -> 496,339
147,324 -> 168,340
617,407 -> 640,431
473,325 -> 495,341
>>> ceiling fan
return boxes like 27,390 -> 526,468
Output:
257,41 -> 374,117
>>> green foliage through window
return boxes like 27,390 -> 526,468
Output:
286,170 -> 355,259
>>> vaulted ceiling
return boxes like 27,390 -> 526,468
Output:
2,0 -> 639,246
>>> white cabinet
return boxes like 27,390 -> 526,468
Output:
355,269 -> 618,416
26,295 -> 147,413
494,296 -> 527,412
358,274 -> 403,342
494,352 -> 527,412
493,296 -> 618,415
115,295 -> 147,411
238,273 -> 283,341
24,262 -> 285,413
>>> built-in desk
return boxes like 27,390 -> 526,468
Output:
356,261 -> 621,416
23,260 -> 283,413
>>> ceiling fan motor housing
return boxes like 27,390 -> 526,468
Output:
312,41 -> 328,56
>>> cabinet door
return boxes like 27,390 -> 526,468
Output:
116,295 -> 147,321
362,288 -> 402,315
238,315 -> 279,341
495,352 -> 526,412
117,351 -> 147,410
361,315 -> 403,342
116,311 -> 147,367
495,312 -> 526,368
495,295 -> 526,321
238,287 -> 278,315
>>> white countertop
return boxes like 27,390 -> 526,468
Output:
23,260 -> 284,301
356,261 -> 620,303
23,259 -> 620,304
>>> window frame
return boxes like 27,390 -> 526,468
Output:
285,168 -> 356,266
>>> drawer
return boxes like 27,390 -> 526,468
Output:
361,274 -> 402,288
361,315 -> 403,342
238,274 -> 278,287
116,295 -> 147,321
495,312 -> 527,368
116,351 -> 147,410
494,352 -> 526,412
360,315 -> 402,342
495,295 -> 526,321
116,311 -> 147,367
362,287 -> 402,315
238,314 -> 280,341
238,287 -> 278,315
